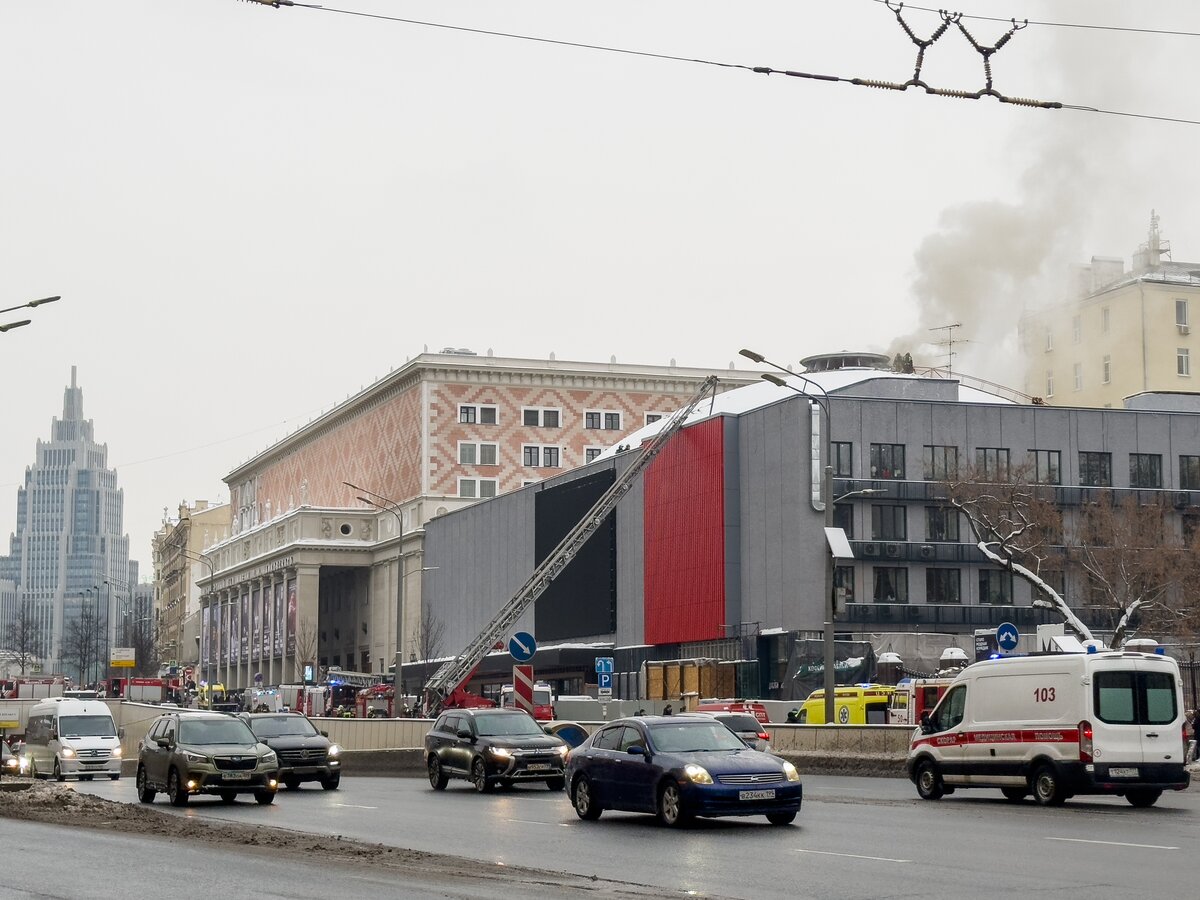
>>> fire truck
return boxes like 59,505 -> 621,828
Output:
420,376 -> 719,717
887,677 -> 955,726
499,681 -> 556,721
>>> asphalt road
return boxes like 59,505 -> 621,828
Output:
72,774 -> 1200,899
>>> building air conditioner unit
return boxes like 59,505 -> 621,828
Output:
1179,324 -> 1191,335
885,542 -> 902,558
919,544 -> 936,560
862,542 -> 880,557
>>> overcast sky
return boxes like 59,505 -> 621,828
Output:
3,0 -> 1199,570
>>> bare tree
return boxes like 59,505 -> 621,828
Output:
129,619 -> 158,677
62,603 -> 100,686
3,600 -> 43,676
409,608 -> 446,705
294,617 -> 318,682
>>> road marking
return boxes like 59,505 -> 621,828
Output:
1046,837 -> 1178,850
795,849 -> 910,863
504,817 -> 573,827
334,803 -> 379,809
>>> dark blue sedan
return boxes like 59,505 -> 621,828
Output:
565,716 -> 802,827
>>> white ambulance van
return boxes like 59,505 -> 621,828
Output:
907,648 -> 1190,807
25,697 -> 123,781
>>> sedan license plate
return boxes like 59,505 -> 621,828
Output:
525,763 -> 551,771
223,772 -> 252,781
739,789 -> 776,801
1109,767 -> 1139,778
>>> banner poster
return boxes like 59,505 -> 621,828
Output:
230,601 -> 240,664
251,588 -> 261,661
286,578 -> 297,655
241,592 -> 250,659
201,605 -> 210,667
221,603 -> 229,664
273,581 -> 284,657
213,602 -> 220,665
261,587 -> 271,657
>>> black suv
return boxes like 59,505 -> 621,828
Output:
137,711 -> 279,806
425,708 -> 568,792
239,712 -> 342,790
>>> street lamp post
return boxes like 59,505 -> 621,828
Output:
1,295 -> 59,332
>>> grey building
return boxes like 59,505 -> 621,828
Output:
0,367 -> 136,680
417,354 -> 1200,700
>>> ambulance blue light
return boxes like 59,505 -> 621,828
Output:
989,653 -> 1001,660
1155,647 -> 1166,655
1086,645 -> 1097,654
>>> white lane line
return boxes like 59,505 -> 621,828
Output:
334,803 -> 379,809
795,849 -> 910,863
504,817 -> 573,827
1046,837 -> 1178,850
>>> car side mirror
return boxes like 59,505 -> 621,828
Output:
49,731 -> 58,741
154,735 -> 171,748
320,731 -> 329,738
919,711 -> 934,735
543,726 -> 552,734
457,727 -> 473,740
118,727 -> 125,740
626,745 -> 647,757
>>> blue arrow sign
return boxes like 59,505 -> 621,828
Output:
996,622 -> 1020,653
595,657 -> 615,674
509,631 -> 537,662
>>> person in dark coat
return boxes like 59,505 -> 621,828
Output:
662,703 -> 673,716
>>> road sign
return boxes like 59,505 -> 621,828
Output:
594,657 -> 614,674
597,670 -> 612,699
509,631 -> 537,662
996,622 -> 1020,653
110,647 -> 135,667
513,664 -> 536,713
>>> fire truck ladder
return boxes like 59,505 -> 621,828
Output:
423,375 -> 720,713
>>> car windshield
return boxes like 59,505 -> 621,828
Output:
178,718 -> 257,745
473,713 -> 543,737
648,721 -> 748,753
249,716 -> 318,738
58,715 -> 116,738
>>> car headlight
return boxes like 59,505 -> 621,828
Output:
182,750 -> 209,765
489,747 -> 512,758
783,761 -> 801,783
327,744 -> 341,758
554,745 -> 568,758
3,757 -> 17,770
60,747 -> 77,759
260,750 -> 277,765
112,746 -> 123,759
683,764 -> 712,784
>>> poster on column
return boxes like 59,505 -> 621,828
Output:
286,579 -> 297,654
230,600 -> 240,664
273,582 -> 284,657
261,587 -> 271,657
211,605 -> 220,667
201,605 -> 210,667
251,588 -> 261,661
241,592 -> 249,659
220,603 -> 228,664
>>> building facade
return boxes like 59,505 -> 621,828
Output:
0,368 -> 136,679
1022,214 -> 1200,408
195,351 -> 757,690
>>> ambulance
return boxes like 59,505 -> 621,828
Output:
907,647 -> 1191,807
797,684 -> 896,724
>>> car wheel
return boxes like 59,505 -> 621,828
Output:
53,759 -> 65,782
914,759 -> 944,801
471,758 -> 493,794
167,768 -> 189,807
572,775 -> 602,820
1032,764 -> 1066,807
1126,789 -> 1161,808
320,774 -> 340,791
657,782 -> 691,828
219,791 -> 238,804
283,777 -> 301,790
136,765 -> 156,804
766,811 -> 796,826
545,776 -> 566,791
428,756 -> 448,791
1001,787 -> 1026,802
254,790 -> 275,805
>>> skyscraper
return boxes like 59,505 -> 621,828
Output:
0,367 -> 134,680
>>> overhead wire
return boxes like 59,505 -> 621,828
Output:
236,0 -> 1200,127
864,0 -> 1200,39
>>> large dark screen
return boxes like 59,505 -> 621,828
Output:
534,469 -> 616,640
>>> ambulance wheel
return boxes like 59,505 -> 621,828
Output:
1001,787 -> 1027,802
1032,764 -> 1066,806
914,760 -> 944,801
1126,789 -> 1161,808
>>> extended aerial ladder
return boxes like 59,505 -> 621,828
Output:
423,375 -> 720,715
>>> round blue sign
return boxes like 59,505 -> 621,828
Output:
508,631 -> 537,662
996,622 -> 1020,653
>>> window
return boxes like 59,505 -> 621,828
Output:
585,447 -> 603,463
1046,370 -> 1054,397
1181,455 -> 1200,490
926,569 -> 961,604
458,478 -> 498,499
872,567 -> 908,603
833,503 -> 854,539
604,412 -> 621,430
1179,348 -> 1191,377
975,447 -> 1010,482
869,443 -> 905,479
1072,315 -> 1082,343
1073,362 -> 1083,391
1029,450 -> 1061,485
459,404 -> 498,425
585,410 -> 623,430
458,442 -> 498,466
1102,355 -> 1111,384
1040,569 -> 1065,598
871,505 -> 906,541
645,413 -> 665,425
1044,329 -> 1053,352
543,447 -> 560,468
1177,298 -> 1190,327
925,507 -> 959,542
930,685 -> 966,733
1079,451 -> 1112,487
522,446 -> 539,467
923,445 -> 958,481
1094,671 -> 1177,726
1126,453 -> 1162,489
522,446 -> 561,468
1101,306 -> 1110,333
834,565 -> 855,605
522,407 -> 560,428
979,569 -> 1012,604
832,442 -> 853,477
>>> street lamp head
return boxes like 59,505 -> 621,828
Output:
761,372 -> 788,388
739,348 -> 766,364
0,319 -> 32,333
28,296 -> 61,308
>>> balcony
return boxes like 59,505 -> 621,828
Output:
839,602 -> 1118,632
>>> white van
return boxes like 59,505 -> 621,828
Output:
25,698 -> 123,781
908,649 -> 1190,807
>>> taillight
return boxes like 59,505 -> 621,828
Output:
757,732 -> 770,742
1078,720 -> 1093,763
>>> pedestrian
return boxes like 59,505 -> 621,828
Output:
1191,708 -> 1200,763
786,708 -> 799,724
662,703 -> 673,716
635,708 -> 646,716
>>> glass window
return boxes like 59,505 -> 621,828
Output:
833,503 -> 853,539
1044,329 -> 1053,352
480,406 -> 497,425
1101,306 -> 1110,333
975,448 -> 1010,482
585,412 -> 601,430
479,480 -> 497,499
616,726 -> 644,752
1178,348 -> 1191,377
871,505 -> 906,541
523,409 -> 539,426
1094,671 -> 1178,725
926,569 -> 961,604
458,405 -> 476,424
1073,363 -> 1083,391
1046,371 -> 1054,397
1177,298 -> 1189,327
979,569 -> 1012,604
932,685 -> 966,732
544,409 -> 559,428
1129,454 -> 1162,489
523,446 -> 540,467
459,479 -> 477,499
925,507 -> 959,542
592,726 -> 622,750
604,413 -> 621,430
585,448 -> 602,463
834,565 -> 855,605
479,444 -> 498,466
543,447 -> 560,468
1102,355 -> 1111,384
1079,452 -> 1112,487
832,442 -> 853,477
459,443 -> 477,465
645,413 -> 662,425
872,567 -> 908,603
923,445 -> 958,481
869,443 -> 905,480
1029,450 -> 1061,485
1181,456 -> 1200,491
1072,315 -> 1082,343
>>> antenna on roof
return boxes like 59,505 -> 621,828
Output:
929,323 -> 969,378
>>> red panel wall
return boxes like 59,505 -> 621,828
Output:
643,417 -> 725,645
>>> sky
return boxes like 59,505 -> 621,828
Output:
3,0 -> 1200,569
